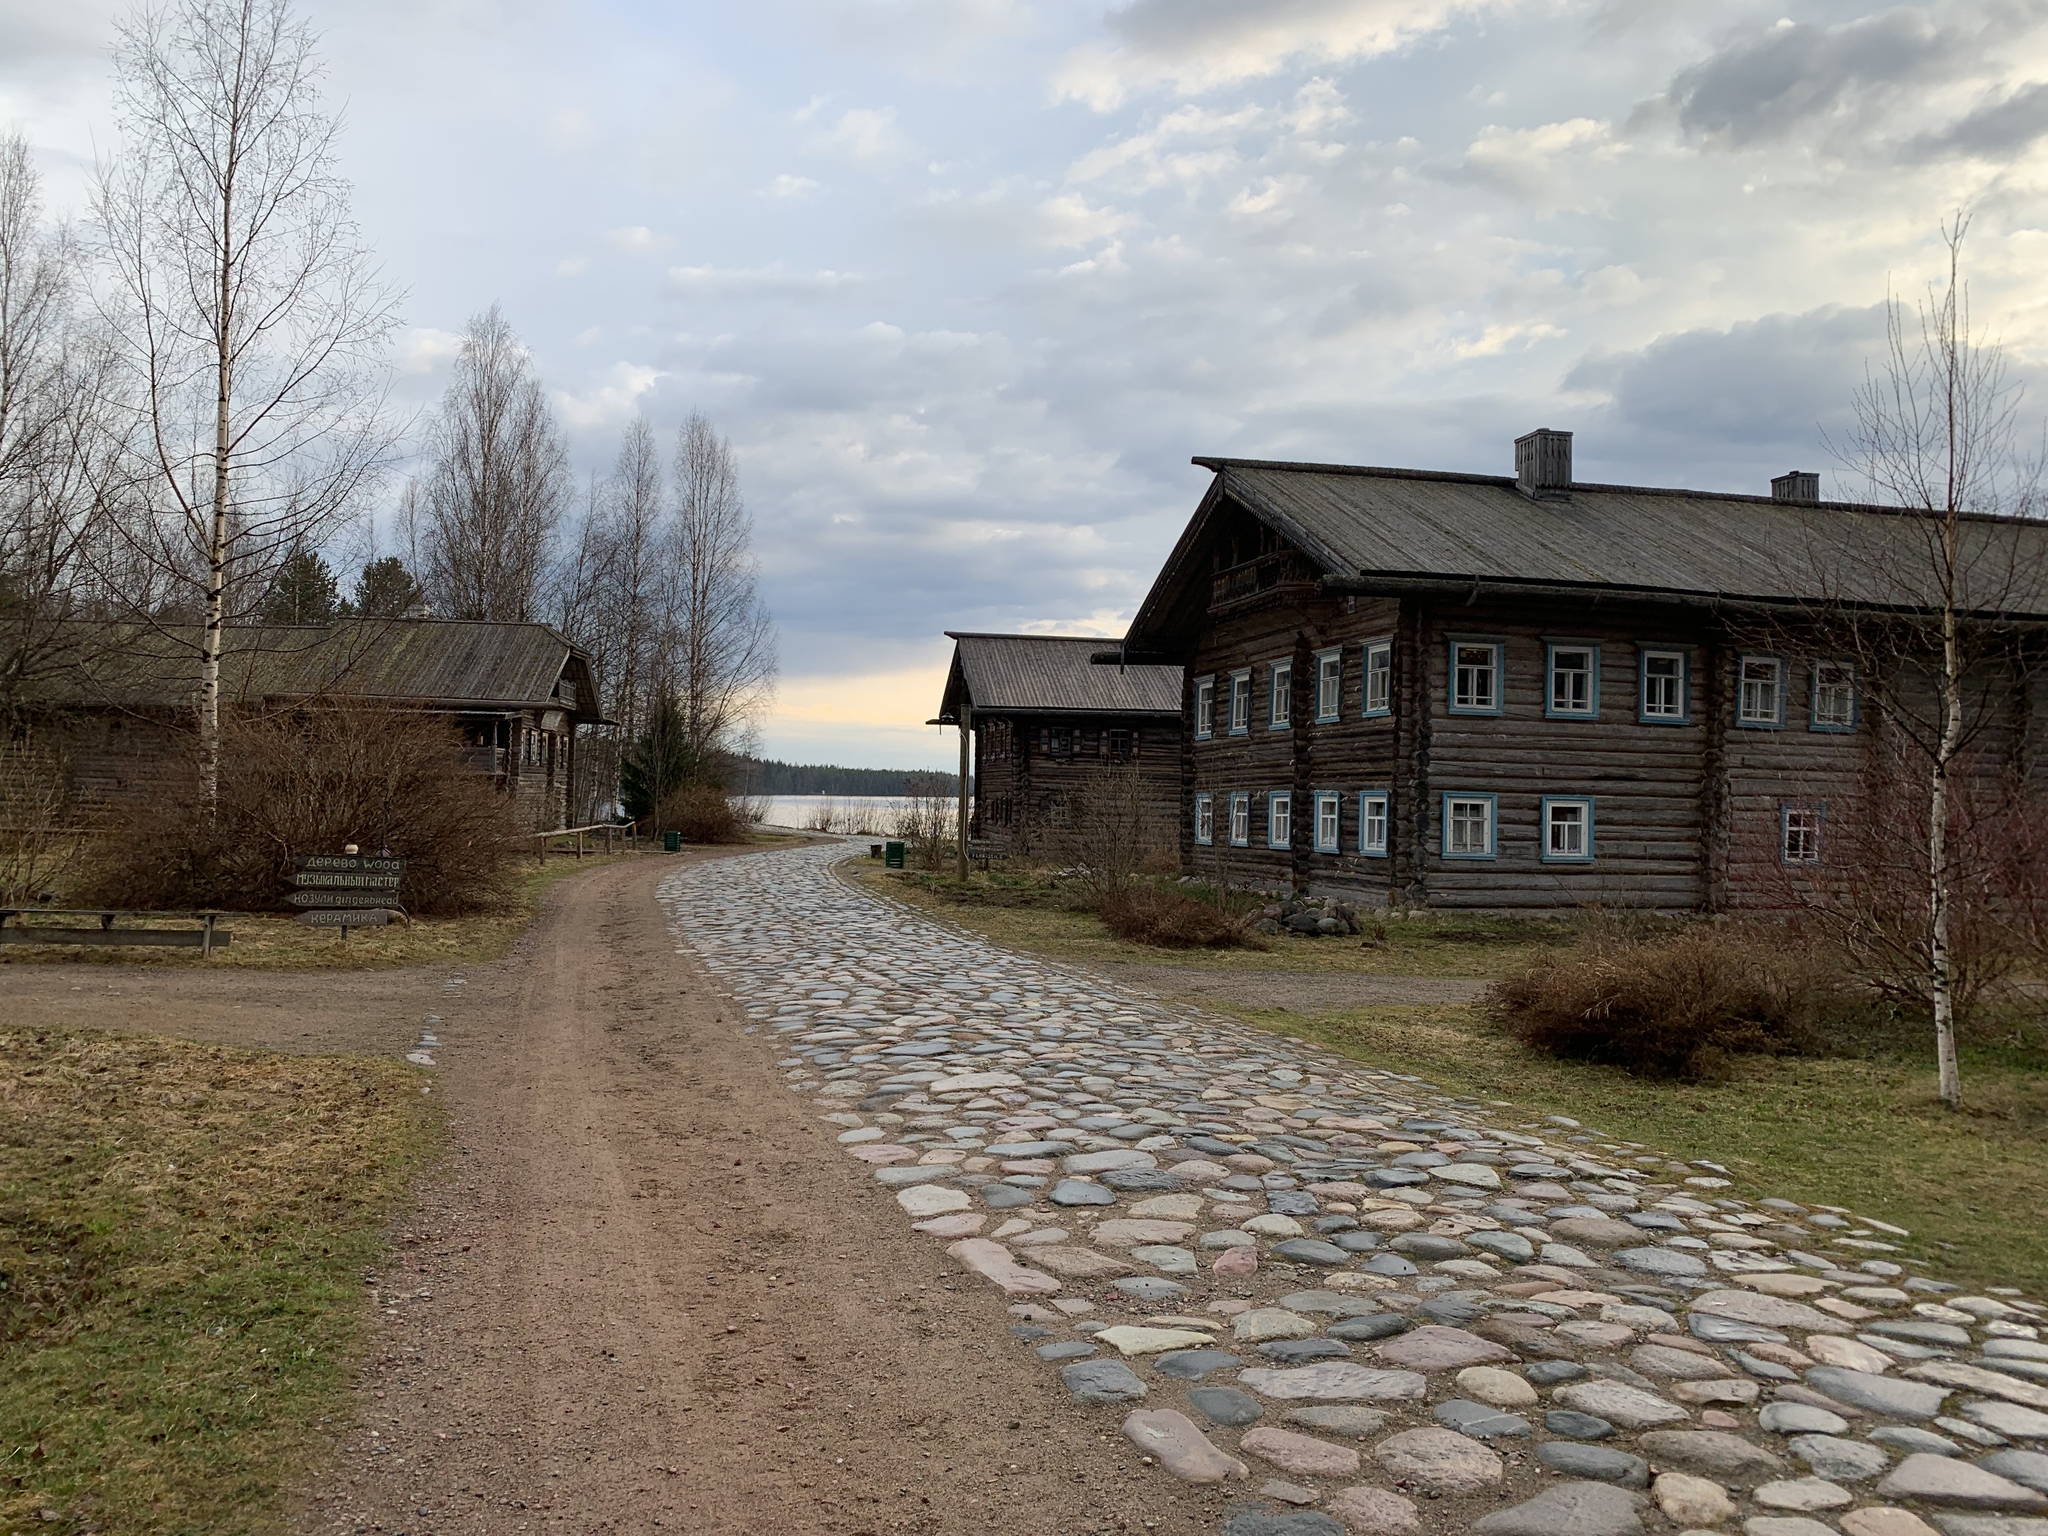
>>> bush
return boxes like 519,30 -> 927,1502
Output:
648,783 -> 750,844
1098,884 -> 1260,950
81,706 -> 521,915
1485,926 -> 1840,1080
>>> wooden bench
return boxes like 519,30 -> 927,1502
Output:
0,908 -> 233,957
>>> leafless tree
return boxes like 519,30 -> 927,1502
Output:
1815,218 -> 2048,1107
419,304 -> 567,622
0,134 -> 122,711
90,0 -> 400,809
667,409 -> 775,764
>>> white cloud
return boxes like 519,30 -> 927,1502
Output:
762,173 -> 822,198
392,326 -> 466,376
811,105 -> 916,168
1054,0 -> 1528,110
555,362 -> 668,429
1457,117 -> 1623,213
665,264 -> 868,298
604,225 -> 667,252
1034,192 -> 1136,247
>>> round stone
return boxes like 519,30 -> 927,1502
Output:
1457,1367 -> 1539,1408
1373,1427 -> 1504,1494
1536,1443 -> 1650,1487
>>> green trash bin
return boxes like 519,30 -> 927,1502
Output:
884,840 -> 906,868
663,830 -> 682,853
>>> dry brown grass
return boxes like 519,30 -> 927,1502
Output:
0,1027 -> 439,1534
1096,884 -> 1261,949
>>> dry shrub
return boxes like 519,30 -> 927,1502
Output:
1098,884 -> 1259,950
650,783 -> 750,844
1485,926 -> 1842,1080
82,706 -> 521,915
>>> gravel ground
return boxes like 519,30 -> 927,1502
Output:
658,841 -> 2048,1536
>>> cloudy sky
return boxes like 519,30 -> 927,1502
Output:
8,0 -> 2048,767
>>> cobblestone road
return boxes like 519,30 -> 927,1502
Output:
659,843 -> 2048,1536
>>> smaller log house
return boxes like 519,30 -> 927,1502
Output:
934,632 -> 1182,860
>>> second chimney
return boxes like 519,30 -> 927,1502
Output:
1515,428 -> 1573,501
1772,470 -> 1820,503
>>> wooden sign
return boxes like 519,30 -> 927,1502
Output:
298,907 -> 397,928
290,871 -> 402,890
295,854 -> 405,875
285,890 -> 407,908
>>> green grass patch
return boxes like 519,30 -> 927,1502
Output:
0,1027 -> 441,1534
849,862 -> 1567,980
1226,1000 -> 2048,1297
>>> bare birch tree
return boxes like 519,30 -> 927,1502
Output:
419,304 -> 566,622
1,135 -> 132,710
1826,218 -> 2047,1108
668,410 -> 775,764
91,0 -> 399,808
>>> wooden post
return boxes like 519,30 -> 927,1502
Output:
201,913 -> 214,960
956,708 -> 971,883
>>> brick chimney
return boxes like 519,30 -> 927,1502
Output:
1771,470 -> 1820,503
1514,428 -> 1573,501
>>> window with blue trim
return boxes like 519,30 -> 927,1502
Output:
1269,660 -> 1292,728
1781,805 -> 1823,863
1810,661 -> 1857,732
1541,797 -> 1595,862
1448,640 -> 1503,715
1639,648 -> 1688,724
1267,791 -> 1292,848
1363,639 -> 1392,717
1193,793 -> 1214,845
1546,642 -> 1598,718
1315,650 -> 1342,722
1229,671 -> 1251,734
1738,656 -> 1783,727
1441,794 -> 1497,858
1228,792 -> 1250,846
1359,792 -> 1389,856
1314,791 -> 1341,852
1193,677 -> 1215,740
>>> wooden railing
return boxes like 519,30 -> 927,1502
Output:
513,822 -> 639,861
0,908 -> 231,956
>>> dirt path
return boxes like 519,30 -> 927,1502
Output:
274,852 -> 1224,1536
1084,963 -> 1486,1013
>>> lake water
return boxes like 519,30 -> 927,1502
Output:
744,794 -> 921,834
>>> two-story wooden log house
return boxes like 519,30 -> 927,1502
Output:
935,632 -> 1181,859
1111,430 -> 2048,909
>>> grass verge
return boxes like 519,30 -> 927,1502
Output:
846,862 -> 1567,980
0,1027 -> 441,1534
1228,1000 -> 2048,1297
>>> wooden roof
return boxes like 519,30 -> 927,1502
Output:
1123,457 -> 2048,653
32,619 -> 603,722
936,633 -> 1181,721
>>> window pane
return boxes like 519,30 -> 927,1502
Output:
1318,656 -> 1340,717
1448,798 -> 1490,855
1272,665 -> 1291,726
1361,795 -> 1387,853
1547,803 -> 1585,856
1365,645 -> 1391,713
1643,654 -> 1681,717
1550,648 -> 1592,713
1454,644 -> 1496,710
1740,658 -> 1780,722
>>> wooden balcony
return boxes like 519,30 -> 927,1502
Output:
1210,552 -> 1319,613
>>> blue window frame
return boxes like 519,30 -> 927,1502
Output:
1540,796 -> 1595,863
1737,655 -> 1784,728
1545,641 -> 1600,720
1358,791 -> 1390,857
1193,676 -> 1215,740
1314,649 -> 1343,723
1781,804 -> 1824,864
1228,791 -> 1250,846
1362,637 -> 1392,717
1313,790 -> 1341,852
1440,793 -> 1498,859
1810,661 -> 1858,732
1228,671 -> 1251,734
1193,792 -> 1214,845
1267,791 -> 1292,848
1447,638 -> 1505,716
1268,660 -> 1292,729
1639,648 -> 1690,725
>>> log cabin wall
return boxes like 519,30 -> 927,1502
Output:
969,711 -> 1178,861
1415,598 -> 1713,910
